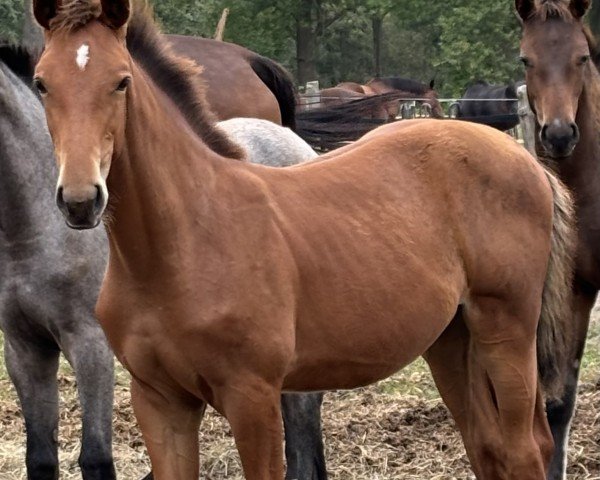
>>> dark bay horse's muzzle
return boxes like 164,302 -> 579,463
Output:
56,184 -> 105,229
540,121 -> 580,158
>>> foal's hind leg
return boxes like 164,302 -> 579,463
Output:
282,392 -> 327,480
62,330 -> 116,480
424,310 -> 478,472
546,283 -> 596,480
4,334 -> 60,480
465,296 -> 553,479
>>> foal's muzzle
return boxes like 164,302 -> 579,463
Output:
540,121 -> 580,158
56,185 -> 106,230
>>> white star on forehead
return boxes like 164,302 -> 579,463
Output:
76,44 -> 90,70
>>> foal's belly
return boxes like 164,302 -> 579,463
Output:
283,278 -> 461,392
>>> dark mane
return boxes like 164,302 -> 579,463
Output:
126,3 -> 243,159
0,44 -> 36,83
368,76 -> 431,94
50,0 -> 244,160
584,25 -> 600,66
530,0 -> 575,21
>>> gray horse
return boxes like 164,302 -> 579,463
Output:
0,47 -> 115,479
1,46 -> 326,480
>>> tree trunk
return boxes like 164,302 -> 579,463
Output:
372,16 -> 383,78
21,0 -> 44,54
296,0 -> 318,86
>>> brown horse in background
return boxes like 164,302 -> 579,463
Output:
516,0 -> 600,479
313,77 -> 443,121
337,77 -> 444,118
34,1 -> 575,480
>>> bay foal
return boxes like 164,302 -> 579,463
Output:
33,1 -> 575,478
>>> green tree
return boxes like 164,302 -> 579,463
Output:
0,0 -> 24,43
435,1 -> 522,96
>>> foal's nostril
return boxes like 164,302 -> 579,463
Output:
93,185 -> 104,212
540,124 -> 549,142
56,186 -> 66,210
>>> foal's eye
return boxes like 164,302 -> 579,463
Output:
115,77 -> 131,92
33,78 -> 48,95
519,57 -> 533,68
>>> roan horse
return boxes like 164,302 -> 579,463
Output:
0,44 -> 324,480
33,1 -> 576,479
0,45 -> 115,479
516,0 -> 600,478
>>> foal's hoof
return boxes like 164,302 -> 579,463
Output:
140,472 -> 153,480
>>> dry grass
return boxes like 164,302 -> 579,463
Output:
0,316 -> 599,479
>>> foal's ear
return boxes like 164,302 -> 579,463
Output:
569,0 -> 592,19
515,0 -> 535,21
99,0 -> 131,30
32,0 -> 61,30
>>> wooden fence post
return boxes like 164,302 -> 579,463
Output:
517,84 -> 537,157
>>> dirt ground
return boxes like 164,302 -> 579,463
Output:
0,312 -> 599,479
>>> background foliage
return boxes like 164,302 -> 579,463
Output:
2,0 -> 600,96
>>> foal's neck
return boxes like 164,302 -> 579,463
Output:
105,64 -> 242,279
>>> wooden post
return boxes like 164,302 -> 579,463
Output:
517,84 -> 537,157
214,8 -> 229,41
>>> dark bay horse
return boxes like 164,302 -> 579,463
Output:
166,35 -> 297,129
516,0 -> 600,478
0,45 -> 116,479
33,1 -> 576,479
456,80 -> 522,131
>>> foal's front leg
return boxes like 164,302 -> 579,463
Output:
131,379 -> 205,480
220,378 -> 285,479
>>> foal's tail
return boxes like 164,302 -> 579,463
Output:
249,54 -> 297,131
538,168 -> 576,400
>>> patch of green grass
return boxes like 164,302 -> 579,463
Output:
375,358 -> 440,400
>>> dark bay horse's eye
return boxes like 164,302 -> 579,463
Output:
578,55 -> 591,65
33,78 -> 48,95
115,77 -> 131,92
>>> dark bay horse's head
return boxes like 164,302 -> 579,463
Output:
516,0 -> 592,158
33,0 -> 132,229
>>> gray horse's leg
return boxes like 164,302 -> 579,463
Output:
282,393 -> 327,480
546,284 -> 596,480
4,334 -> 60,480
62,330 -> 116,480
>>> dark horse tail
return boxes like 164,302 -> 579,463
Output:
249,54 -> 297,131
538,168 -> 576,400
